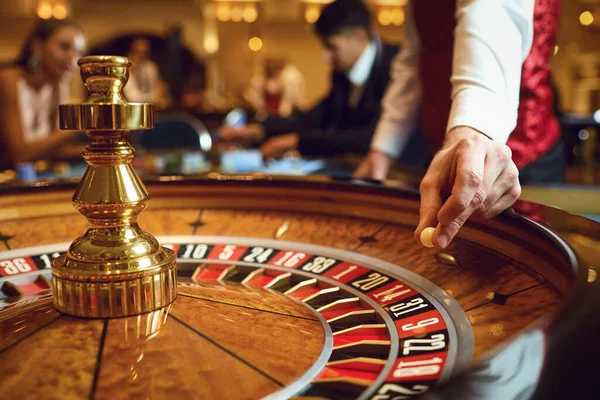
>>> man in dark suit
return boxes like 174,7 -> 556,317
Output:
219,0 -> 403,159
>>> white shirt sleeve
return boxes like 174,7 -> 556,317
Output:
370,0 -> 535,158
370,0 -> 421,158
447,0 -> 535,144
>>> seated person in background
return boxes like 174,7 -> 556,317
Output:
244,56 -> 308,119
0,18 -> 86,169
124,37 -> 170,108
219,0 -> 401,160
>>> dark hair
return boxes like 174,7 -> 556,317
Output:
314,0 -> 372,38
15,18 -> 82,68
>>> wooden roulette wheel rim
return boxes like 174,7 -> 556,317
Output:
0,175 -> 590,399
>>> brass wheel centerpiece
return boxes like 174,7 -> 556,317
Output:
51,56 -> 177,318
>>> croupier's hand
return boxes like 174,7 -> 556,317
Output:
217,123 -> 265,143
414,126 -> 521,248
260,133 -> 299,160
352,150 -> 394,181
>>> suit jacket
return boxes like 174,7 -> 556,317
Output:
262,38 -> 400,156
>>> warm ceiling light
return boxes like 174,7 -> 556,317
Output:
53,4 -> 68,19
243,5 -> 258,23
391,8 -> 404,26
249,36 -> 263,51
37,2 -> 53,19
378,9 -> 392,26
375,0 -> 408,5
204,36 -> 219,54
305,5 -> 320,24
580,11 -> 594,26
231,6 -> 243,22
216,4 -> 231,22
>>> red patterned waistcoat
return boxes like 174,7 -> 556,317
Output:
413,0 -> 561,168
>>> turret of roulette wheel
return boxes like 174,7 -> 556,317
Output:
52,55 -> 177,318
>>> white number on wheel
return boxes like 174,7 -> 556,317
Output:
352,273 -> 389,291
402,333 -> 446,356
273,251 -> 306,268
218,245 -> 236,260
392,356 -> 443,378
38,253 -> 61,269
401,317 -> 440,332
372,284 -> 411,303
301,257 -> 336,274
0,258 -> 32,275
181,244 -> 209,259
243,247 -> 274,263
370,383 -> 429,400
390,298 -> 428,318
331,265 -> 358,280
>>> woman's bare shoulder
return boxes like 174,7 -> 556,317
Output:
0,66 -> 24,80
0,67 -> 24,93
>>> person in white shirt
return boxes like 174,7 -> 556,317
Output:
354,0 -> 563,249
0,18 -> 86,168
244,56 -> 307,120
124,38 -> 168,107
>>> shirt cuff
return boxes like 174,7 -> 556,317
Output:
370,121 -> 414,159
446,87 -> 517,144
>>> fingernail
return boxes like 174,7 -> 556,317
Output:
436,234 -> 449,249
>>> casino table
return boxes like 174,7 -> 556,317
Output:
2,55 -> 600,400
0,173 -> 599,399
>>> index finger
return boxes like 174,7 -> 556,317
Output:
414,169 -> 443,241
435,147 -> 486,246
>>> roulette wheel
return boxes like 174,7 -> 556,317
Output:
0,57 -> 599,400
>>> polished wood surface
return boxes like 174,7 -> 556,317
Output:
95,308 -> 280,400
0,282 -> 326,399
0,180 -> 576,397
0,307 -> 104,399
177,281 -> 317,319
172,292 -> 323,384
0,299 -> 60,350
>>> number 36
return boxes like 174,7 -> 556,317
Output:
0,258 -> 32,275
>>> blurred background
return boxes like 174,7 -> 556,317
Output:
0,0 -> 405,112
1,0 -> 600,194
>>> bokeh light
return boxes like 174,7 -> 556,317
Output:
231,6 -> 243,22
580,11 -> 594,26
216,4 -> 231,22
378,9 -> 392,26
243,5 -> 258,23
249,36 -> 263,52
53,4 -> 68,19
37,3 -> 53,19
305,5 -> 320,24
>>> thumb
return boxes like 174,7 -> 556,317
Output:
353,160 -> 371,179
